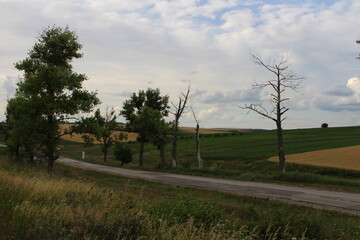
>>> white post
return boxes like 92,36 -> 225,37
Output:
82,151 -> 85,160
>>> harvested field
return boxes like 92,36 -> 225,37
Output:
268,145 -> 360,171
59,124 -> 138,143
179,126 -> 230,134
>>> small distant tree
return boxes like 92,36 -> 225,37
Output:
114,142 -> 132,166
171,86 -> 190,168
321,123 -> 328,128
241,52 -> 303,174
121,88 -> 169,167
77,108 -> 124,162
13,26 -> 99,173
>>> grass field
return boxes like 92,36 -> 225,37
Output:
59,126 -> 360,192
1,147 -> 360,239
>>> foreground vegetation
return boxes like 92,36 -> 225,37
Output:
1,148 -> 360,239
60,126 -> 360,192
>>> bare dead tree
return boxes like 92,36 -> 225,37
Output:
241,52 -> 303,174
190,106 -> 203,169
171,85 -> 190,168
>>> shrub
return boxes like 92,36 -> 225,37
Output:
321,123 -> 328,128
114,142 -> 132,165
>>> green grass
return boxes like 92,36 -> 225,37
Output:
1,148 -> 360,239
59,126 -> 360,192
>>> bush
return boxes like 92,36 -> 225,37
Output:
114,142 -> 132,165
321,123 -> 328,128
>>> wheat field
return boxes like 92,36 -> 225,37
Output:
268,145 -> 360,171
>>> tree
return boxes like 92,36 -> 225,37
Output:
321,123 -> 328,128
77,108 -> 123,162
171,86 -> 190,168
13,26 -> 99,173
121,88 -> 169,167
5,96 -> 45,163
191,107 -> 203,169
148,114 -> 172,168
242,52 -> 302,174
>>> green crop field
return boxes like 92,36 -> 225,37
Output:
0,147 -> 360,239
59,126 -> 360,192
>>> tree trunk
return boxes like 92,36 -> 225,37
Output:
46,115 -> 56,174
139,139 -> 144,167
47,157 -> 54,174
103,149 -> 108,162
172,121 -> 178,168
103,138 -> 108,162
195,123 -> 203,169
276,121 -> 286,174
160,143 -> 165,168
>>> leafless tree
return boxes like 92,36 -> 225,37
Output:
171,85 -> 190,168
191,106 -> 203,169
241,52 -> 303,174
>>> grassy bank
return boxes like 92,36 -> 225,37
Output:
60,126 -> 360,192
0,148 -> 360,239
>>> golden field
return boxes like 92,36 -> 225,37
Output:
59,124 -> 228,143
268,145 -> 360,171
59,124 -> 138,143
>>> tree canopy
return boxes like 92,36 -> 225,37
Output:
9,26 -> 99,173
121,88 -> 169,167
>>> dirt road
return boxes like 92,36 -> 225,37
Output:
58,157 -> 360,215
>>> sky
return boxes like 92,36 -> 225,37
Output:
0,0 -> 359,129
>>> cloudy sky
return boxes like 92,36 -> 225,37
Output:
0,0 -> 359,129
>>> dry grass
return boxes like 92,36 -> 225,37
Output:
59,124 -> 138,143
268,145 -> 360,171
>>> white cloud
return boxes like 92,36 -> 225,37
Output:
0,0 -> 359,128
347,77 -> 360,97
198,106 -> 219,120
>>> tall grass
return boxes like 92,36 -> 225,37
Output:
0,160 -> 316,240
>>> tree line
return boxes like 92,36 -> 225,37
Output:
3,26 -> 194,173
2,26 -> 359,174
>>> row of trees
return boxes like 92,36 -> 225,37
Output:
6,26 -> 357,174
3,26 -> 196,173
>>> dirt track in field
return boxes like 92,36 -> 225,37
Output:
268,145 -> 360,171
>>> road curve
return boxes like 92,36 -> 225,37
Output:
58,157 -> 360,214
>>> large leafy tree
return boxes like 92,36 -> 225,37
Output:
121,88 -> 169,167
13,26 -> 99,173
